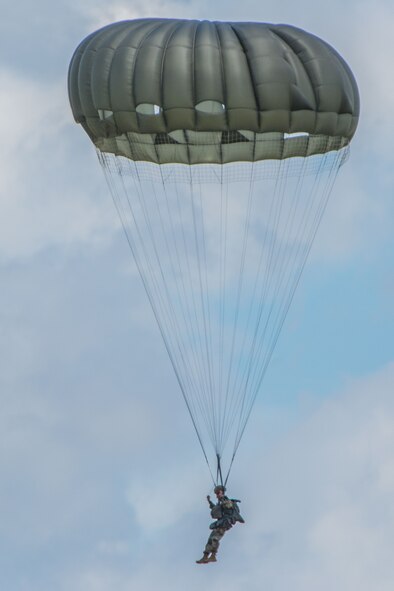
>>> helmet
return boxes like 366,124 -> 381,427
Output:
214,485 -> 226,494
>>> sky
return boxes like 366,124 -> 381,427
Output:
1,1 -> 393,590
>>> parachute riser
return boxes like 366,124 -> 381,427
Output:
216,453 -> 224,487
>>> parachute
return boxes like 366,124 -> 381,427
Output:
68,19 -> 359,485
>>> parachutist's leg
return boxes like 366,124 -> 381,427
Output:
205,527 -> 226,559
196,533 -> 214,564
196,528 -> 226,564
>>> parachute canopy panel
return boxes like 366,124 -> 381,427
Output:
68,19 -> 359,163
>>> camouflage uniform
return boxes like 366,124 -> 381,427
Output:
204,525 -> 228,554
200,495 -> 244,558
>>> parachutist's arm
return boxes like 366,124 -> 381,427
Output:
207,495 -> 215,509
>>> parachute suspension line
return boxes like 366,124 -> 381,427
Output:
189,177 -> 218,450
127,169 -> 209,436
220,158 -> 287,454
143,158 -> 218,462
154,169 -> 216,440
240,161 -> 283,398
218,175 -> 229,456
171,180 -> 217,442
158,175 -> 203,399
167,177 -> 220,448
245,149 -> 344,402
98,143 -> 349,485
167,178 -> 218,443
100,158 -> 185,393
219,162 -> 256,452
228,156 -> 308,457
154,175 -> 218,449
237,160 -> 296,391
98,152 -> 215,474
231,156 -> 306,429
229,148 -> 346,463
232,157 -> 324,455
224,449 -> 236,487
197,181 -> 218,451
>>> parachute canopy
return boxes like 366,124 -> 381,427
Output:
68,19 -> 359,484
68,19 -> 359,164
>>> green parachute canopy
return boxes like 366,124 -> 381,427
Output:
68,19 -> 359,164
68,19 -> 359,485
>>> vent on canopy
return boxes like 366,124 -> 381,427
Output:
195,101 -> 226,114
136,104 -> 162,116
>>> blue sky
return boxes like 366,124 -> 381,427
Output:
1,1 -> 394,590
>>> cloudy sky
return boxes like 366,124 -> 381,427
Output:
1,1 -> 394,590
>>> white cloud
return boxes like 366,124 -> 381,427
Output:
310,160 -> 387,263
80,0 -> 196,32
126,455 -> 205,531
231,361 -> 394,591
39,360 -> 394,591
0,68 -> 119,262
347,2 -> 394,150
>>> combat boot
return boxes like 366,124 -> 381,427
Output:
208,553 -> 217,562
196,552 -> 210,564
